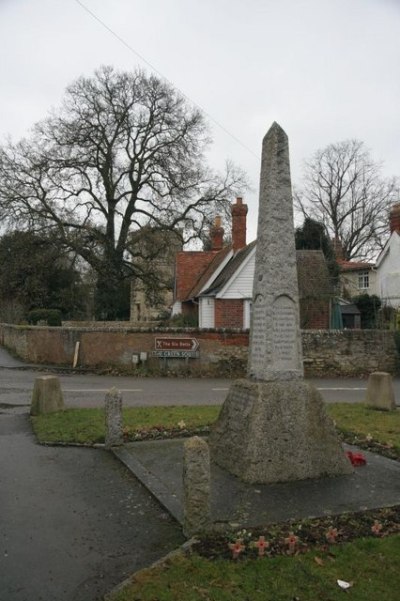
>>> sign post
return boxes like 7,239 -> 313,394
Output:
152,337 -> 199,359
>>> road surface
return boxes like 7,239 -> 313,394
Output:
0,346 -> 398,411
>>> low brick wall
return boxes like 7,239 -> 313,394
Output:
0,323 -> 398,377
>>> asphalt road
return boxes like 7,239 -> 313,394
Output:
1,367 -> 400,413
1,359 -> 399,411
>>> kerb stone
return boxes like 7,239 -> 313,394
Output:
183,436 -> 211,537
30,376 -> 64,416
365,372 -> 396,411
105,388 -> 123,449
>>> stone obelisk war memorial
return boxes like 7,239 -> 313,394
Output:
210,122 -> 353,483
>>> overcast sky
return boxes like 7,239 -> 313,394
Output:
1,0 -> 399,241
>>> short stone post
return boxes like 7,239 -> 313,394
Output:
30,376 -> 64,415
105,388 -> 123,449
183,436 -> 211,537
365,372 -> 396,411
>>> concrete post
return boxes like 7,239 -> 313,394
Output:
30,376 -> 64,415
366,372 -> 396,411
105,388 -> 124,448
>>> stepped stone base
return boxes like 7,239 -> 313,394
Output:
209,379 -> 353,483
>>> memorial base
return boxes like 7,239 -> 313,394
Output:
209,379 -> 353,483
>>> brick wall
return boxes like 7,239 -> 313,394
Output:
300,299 -> 330,329
0,323 -> 398,377
215,299 -> 244,328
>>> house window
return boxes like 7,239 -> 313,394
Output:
358,271 -> 369,290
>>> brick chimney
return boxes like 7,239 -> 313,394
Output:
231,197 -> 248,251
389,203 -> 400,234
210,215 -> 224,250
332,236 -> 345,261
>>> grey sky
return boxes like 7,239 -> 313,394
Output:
1,0 -> 399,241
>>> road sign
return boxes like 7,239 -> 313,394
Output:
154,337 -> 199,351
152,350 -> 200,359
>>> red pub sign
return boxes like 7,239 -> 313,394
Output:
154,337 -> 199,352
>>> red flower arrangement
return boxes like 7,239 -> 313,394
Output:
346,451 -> 366,466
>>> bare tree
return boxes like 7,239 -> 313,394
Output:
0,66 -> 246,319
294,140 -> 398,260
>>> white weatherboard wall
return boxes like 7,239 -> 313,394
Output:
377,233 -> 400,308
171,301 -> 182,316
217,248 -> 256,299
199,297 -> 215,328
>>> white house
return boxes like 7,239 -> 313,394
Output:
376,203 -> 400,308
337,260 -> 378,298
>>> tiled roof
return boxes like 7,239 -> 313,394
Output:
177,244 -> 333,302
338,260 -> 375,272
188,246 -> 232,299
175,250 -> 220,301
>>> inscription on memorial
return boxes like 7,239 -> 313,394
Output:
272,295 -> 297,369
250,294 -> 267,370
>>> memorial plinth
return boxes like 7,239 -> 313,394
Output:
209,123 -> 353,483
210,379 -> 352,483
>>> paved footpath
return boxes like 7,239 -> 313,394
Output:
0,410 -> 183,601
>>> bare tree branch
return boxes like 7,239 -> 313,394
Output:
294,139 -> 398,261
0,66 -> 248,318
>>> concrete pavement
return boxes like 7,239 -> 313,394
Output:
115,438 -> 400,527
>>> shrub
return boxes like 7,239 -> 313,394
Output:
352,294 -> 381,329
27,309 -> 62,326
164,313 -> 199,328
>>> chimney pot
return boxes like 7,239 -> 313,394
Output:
210,216 -> 224,251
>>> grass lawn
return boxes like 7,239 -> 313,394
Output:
31,402 -> 400,454
326,403 -> 400,456
108,535 -> 400,601
31,405 -> 220,444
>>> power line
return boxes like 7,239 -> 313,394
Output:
73,0 -> 259,160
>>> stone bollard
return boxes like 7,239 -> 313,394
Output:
365,372 -> 396,411
105,388 -> 124,449
183,436 -> 211,537
30,376 -> 64,416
